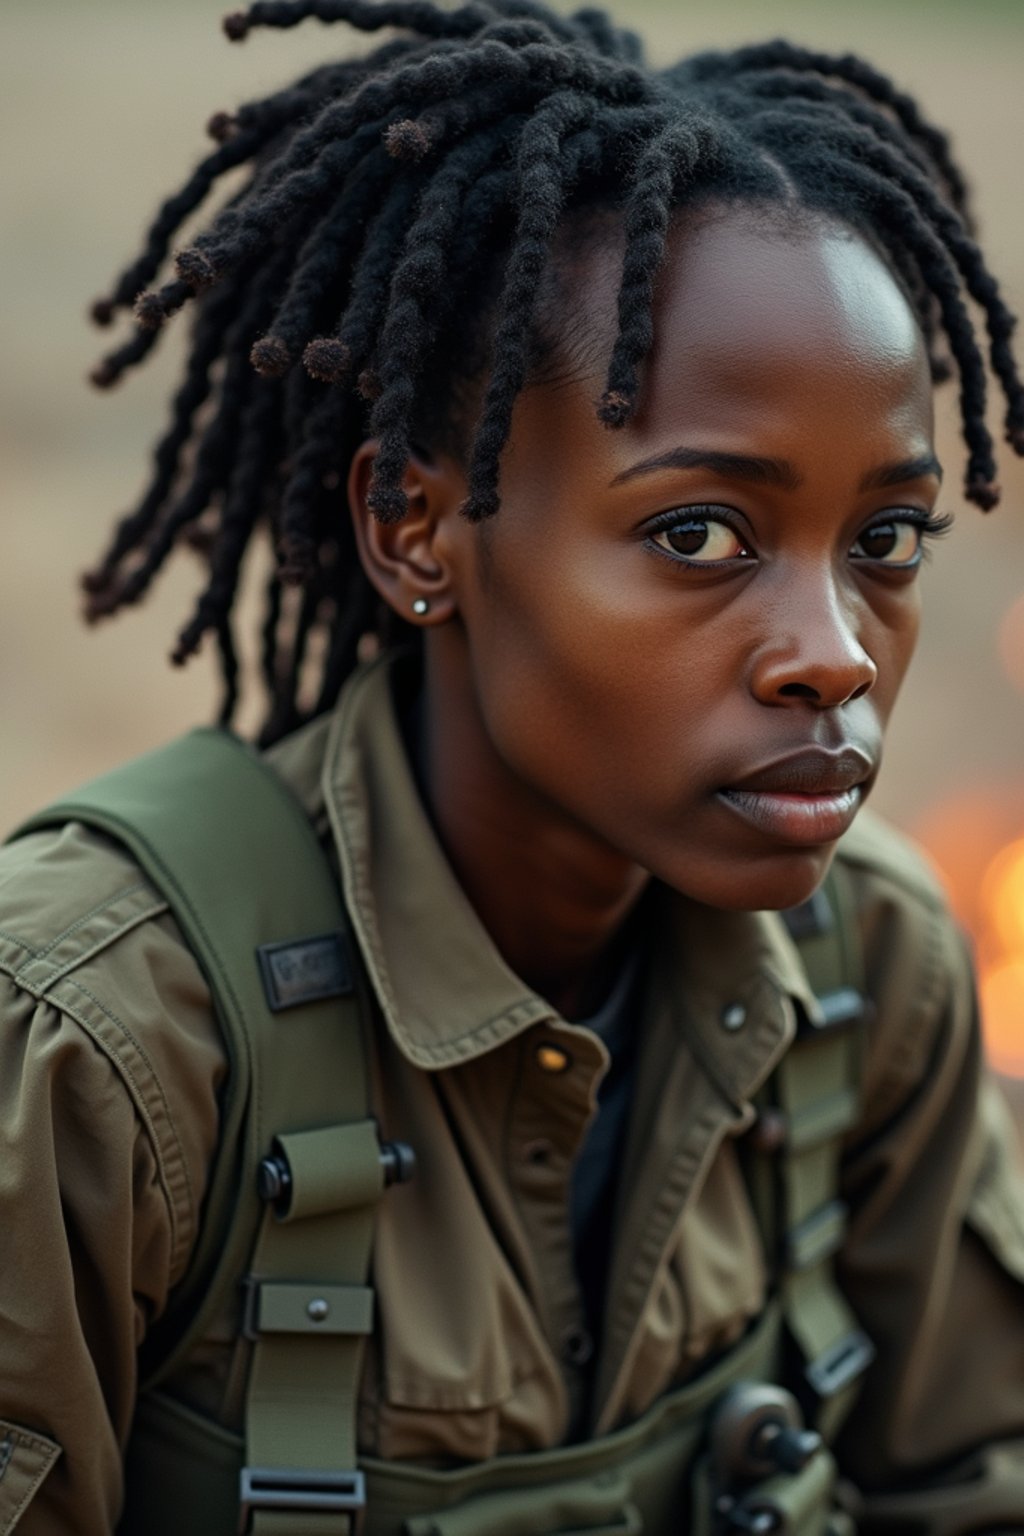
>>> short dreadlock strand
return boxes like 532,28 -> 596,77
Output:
216,617 -> 241,725
304,168 -> 423,385
747,94 -> 1024,449
839,170 -> 999,504
84,281 -> 246,597
752,117 -> 998,502
88,324 -> 163,391
89,48 -> 418,327
275,384 -> 352,583
732,72 -> 961,222
819,116 -> 1024,445
89,0 -> 1023,737
152,36 -> 651,313
365,122 -> 536,519
684,41 -> 972,226
251,143 -> 401,378
90,249 -> 292,619
599,112 -> 737,427
465,91 -> 603,520
172,377 -> 286,666
224,0 -> 589,47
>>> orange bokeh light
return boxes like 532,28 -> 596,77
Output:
913,790 -> 1024,1078
982,837 -> 1024,958
980,962 -> 1024,1079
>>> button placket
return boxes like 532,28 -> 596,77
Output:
508,1026 -> 606,1387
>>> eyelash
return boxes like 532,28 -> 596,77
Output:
644,505 -> 955,570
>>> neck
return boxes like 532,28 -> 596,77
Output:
415,637 -> 649,1020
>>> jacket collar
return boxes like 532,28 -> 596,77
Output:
322,653 -> 817,1097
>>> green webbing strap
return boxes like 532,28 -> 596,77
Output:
13,728 -> 377,1535
771,865 -> 872,1444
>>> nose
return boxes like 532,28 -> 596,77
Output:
749,570 -> 878,709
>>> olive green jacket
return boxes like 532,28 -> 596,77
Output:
2,655 -> 1023,1533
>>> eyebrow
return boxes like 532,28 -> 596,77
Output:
610,448 -> 800,489
859,454 -> 943,489
609,447 -> 944,491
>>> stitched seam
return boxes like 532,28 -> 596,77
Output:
20,882 -> 152,965
336,777 -> 549,1065
0,1430 -> 60,1529
14,898 -> 170,996
56,976 -> 195,1257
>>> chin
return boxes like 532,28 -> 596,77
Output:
662,846 -> 837,915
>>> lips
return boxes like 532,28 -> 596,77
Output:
716,747 -> 875,845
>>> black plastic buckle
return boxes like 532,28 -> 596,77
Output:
239,1466 -> 365,1533
806,1329 -> 876,1399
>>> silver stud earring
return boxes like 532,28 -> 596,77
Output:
412,598 -> 430,616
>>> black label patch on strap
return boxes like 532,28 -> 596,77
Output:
257,932 -> 352,1012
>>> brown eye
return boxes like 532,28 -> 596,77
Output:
852,521 -> 922,564
653,518 -> 748,562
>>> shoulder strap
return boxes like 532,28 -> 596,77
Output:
13,728 -> 382,1533
751,863 -> 875,1444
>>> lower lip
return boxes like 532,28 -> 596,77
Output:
717,787 -> 862,845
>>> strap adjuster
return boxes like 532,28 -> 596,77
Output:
239,1466 -> 365,1533
806,1329 -> 876,1399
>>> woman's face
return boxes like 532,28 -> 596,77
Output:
441,209 -> 939,911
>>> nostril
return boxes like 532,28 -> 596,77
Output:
778,682 -> 820,700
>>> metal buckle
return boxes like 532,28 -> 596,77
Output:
806,1329 -> 876,1399
239,1466 -> 365,1533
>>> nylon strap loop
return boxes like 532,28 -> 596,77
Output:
251,1283 -> 374,1339
275,1123 -> 384,1223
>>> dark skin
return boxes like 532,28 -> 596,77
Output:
350,208 -> 941,1019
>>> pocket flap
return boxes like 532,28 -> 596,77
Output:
0,1421 -> 61,1535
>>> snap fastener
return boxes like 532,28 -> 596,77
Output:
721,1002 -> 747,1032
561,1325 -> 594,1366
306,1298 -> 331,1323
535,1043 -> 572,1074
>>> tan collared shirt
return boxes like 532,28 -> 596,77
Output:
2,655 -> 1023,1533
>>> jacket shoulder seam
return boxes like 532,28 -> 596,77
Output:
0,885 -> 170,1001
39,970 -> 196,1277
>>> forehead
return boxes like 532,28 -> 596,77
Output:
495,208 -> 935,520
523,206 -> 933,466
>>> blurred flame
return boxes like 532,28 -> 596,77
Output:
914,792 -> 1024,1077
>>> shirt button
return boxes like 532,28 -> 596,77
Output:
535,1043 -> 572,1074
561,1325 -> 594,1367
720,1002 -> 747,1032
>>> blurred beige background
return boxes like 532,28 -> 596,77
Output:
2,1 -> 1022,1089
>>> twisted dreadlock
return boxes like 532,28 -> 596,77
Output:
85,0 -> 1024,738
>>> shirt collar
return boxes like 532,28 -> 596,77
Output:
322,652 -> 816,1091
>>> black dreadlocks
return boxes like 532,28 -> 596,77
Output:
85,0 -> 1024,740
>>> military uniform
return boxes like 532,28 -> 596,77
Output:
2,654 -> 1023,1533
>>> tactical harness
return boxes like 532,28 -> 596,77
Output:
12,728 -> 875,1536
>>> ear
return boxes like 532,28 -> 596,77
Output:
348,440 -> 467,626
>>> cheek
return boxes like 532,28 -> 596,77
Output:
461,542 -> 730,806
869,584 -> 922,713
